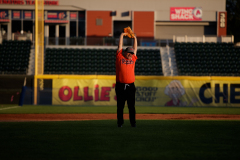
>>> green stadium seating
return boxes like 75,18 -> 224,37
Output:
175,42 -> 239,76
44,48 -> 163,75
0,40 -> 31,75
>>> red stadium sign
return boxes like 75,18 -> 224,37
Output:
217,11 -> 227,36
0,10 -> 8,19
0,0 -> 59,5
70,12 -> 77,20
170,7 -> 202,21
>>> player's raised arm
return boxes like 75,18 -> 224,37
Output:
133,35 -> 137,56
118,32 -> 127,52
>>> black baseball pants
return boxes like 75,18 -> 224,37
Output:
115,82 -> 136,126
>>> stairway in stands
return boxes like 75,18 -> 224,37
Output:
27,48 -> 35,75
160,46 -> 178,76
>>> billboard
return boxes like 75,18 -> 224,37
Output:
0,10 -> 9,22
47,11 -> 67,20
170,7 -> 202,21
217,11 -> 227,36
23,11 -> 33,19
12,10 -> 22,19
52,78 -> 240,107
70,12 -> 77,20
45,11 -> 68,23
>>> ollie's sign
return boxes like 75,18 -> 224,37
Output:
170,7 -> 202,21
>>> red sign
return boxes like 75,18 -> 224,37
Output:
24,11 -> 32,19
58,12 -> 65,19
0,19 -> 9,22
45,20 -> 68,23
0,11 -> 7,19
48,12 -> 58,19
0,0 -> 24,4
0,0 -> 58,5
47,11 -> 66,19
70,12 -> 77,20
12,11 -> 21,19
217,12 -> 227,36
0,10 -> 9,21
170,7 -> 202,21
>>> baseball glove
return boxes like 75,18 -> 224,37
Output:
124,26 -> 135,38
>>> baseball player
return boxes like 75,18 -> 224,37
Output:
115,32 -> 137,127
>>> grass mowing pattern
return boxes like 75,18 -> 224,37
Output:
0,120 -> 239,160
1,105 -> 240,114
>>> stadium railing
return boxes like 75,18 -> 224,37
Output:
173,35 -> 234,43
45,37 -> 174,47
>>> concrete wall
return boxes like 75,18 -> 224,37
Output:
133,11 -> 154,38
86,11 -> 112,37
156,25 -> 204,39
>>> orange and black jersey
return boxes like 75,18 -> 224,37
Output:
116,49 -> 137,84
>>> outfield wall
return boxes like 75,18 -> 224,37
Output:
33,75 -> 240,107
0,75 -> 34,104
1,75 -> 239,107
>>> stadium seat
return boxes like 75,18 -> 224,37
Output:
175,42 -> 240,76
43,47 -> 163,75
0,40 -> 31,75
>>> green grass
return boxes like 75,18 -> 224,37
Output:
0,120 -> 239,160
1,105 -> 240,114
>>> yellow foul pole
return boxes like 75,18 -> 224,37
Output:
34,0 -> 39,105
34,0 -> 44,105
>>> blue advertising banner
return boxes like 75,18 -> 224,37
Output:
47,11 -> 67,20
70,12 -> 77,20
23,11 -> 33,20
0,10 -> 9,22
12,10 -> 22,19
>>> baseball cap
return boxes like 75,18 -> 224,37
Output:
125,47 -> 134,54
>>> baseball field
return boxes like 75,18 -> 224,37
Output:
0,105 -> 240,160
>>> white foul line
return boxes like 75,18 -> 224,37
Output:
0,106 -> 20,111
